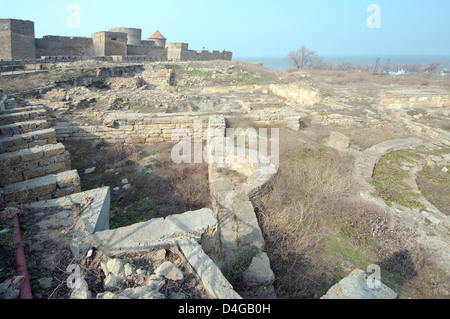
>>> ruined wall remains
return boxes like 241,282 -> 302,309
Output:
0,143 -> 71,187
269,84 -> 320,106
52,112 -> 211,144
0,19 -> 35,60
379,90 -> 450,109
35,36 -> 94,58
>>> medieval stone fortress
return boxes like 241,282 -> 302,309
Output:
0,18 -> 232,62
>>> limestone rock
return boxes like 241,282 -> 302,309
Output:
0,276 -> 24,299
324,131 -> 350,150
1,206 -> 20,220
104,273 -> 118,289
70,278 -> 92,299
124,263 -> 135,277
97,286 -> 164,299
84,167 -> 96,174
148,249 -> 167,265
101,258 -> 125,278
154,261 -> 183,281
242,253 -> 275,287
321,269 -> 397,299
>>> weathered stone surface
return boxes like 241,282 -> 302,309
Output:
0,276 -> 24,299
84,167 -> 96,174
96,286 -> 165,299
124,263 -> 135,277
56,211 -> 71,219
242,253 -> 275,287
56,170 -> 80,189
101,258 -> 125,278
93,208 -> 217,253
154,261 -> 183,281
177,237 -> 242,299
321,269 -> 397,299
324,131 -> 350,150
70,278 -> 92,299
354,138 -> 424,180
104,273 -> 118,289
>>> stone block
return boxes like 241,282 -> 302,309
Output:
324,131 -> 350,150
43,144 -> 65,157
47,161 -> 66,173
242,253 -> 275,287
56,170 -> 80,189
321,269 -> 397,299
20,148 -> 44,162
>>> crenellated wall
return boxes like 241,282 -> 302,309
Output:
165,43 -> 232,61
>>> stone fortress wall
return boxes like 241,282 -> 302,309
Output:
0,18 -> 232,63
0,19 -> 36,60
36,36 -> 94,58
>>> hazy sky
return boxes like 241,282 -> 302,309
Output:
1,0 -> 449,58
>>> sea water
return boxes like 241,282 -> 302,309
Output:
235,56 -> 450,72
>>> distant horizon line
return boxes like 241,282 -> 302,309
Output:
235,55 -> 450,58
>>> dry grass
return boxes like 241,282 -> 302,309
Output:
65,139 -> 212,228
255,129 -> 358,298
308,70 -> 450,89
255,129 -> 449,299
302,120 -> 414,151
0,72 -> 60,94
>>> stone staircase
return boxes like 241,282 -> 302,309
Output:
0,98 -> 81,204
0,91 -> 242,300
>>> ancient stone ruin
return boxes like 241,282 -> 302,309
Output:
0,55 -> 449,300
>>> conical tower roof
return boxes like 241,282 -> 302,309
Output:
148,30 -> 166,40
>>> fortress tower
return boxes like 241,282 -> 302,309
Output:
148,30 -> 166,48
0,19 -> 35,60
92,31 -> 128,57
108,27 -> 142,45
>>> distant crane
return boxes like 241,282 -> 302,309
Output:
373,57 -> 380,75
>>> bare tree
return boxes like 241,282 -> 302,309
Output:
286,46 -> 321,70
338,62 -> 355,72
422,61 -> 443,73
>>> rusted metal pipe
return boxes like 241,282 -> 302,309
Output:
13,214 -> 33,299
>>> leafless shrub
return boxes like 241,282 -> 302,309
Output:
255,130 -> 358,298
255,129 -> 448,298
95,142 -> 141,167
